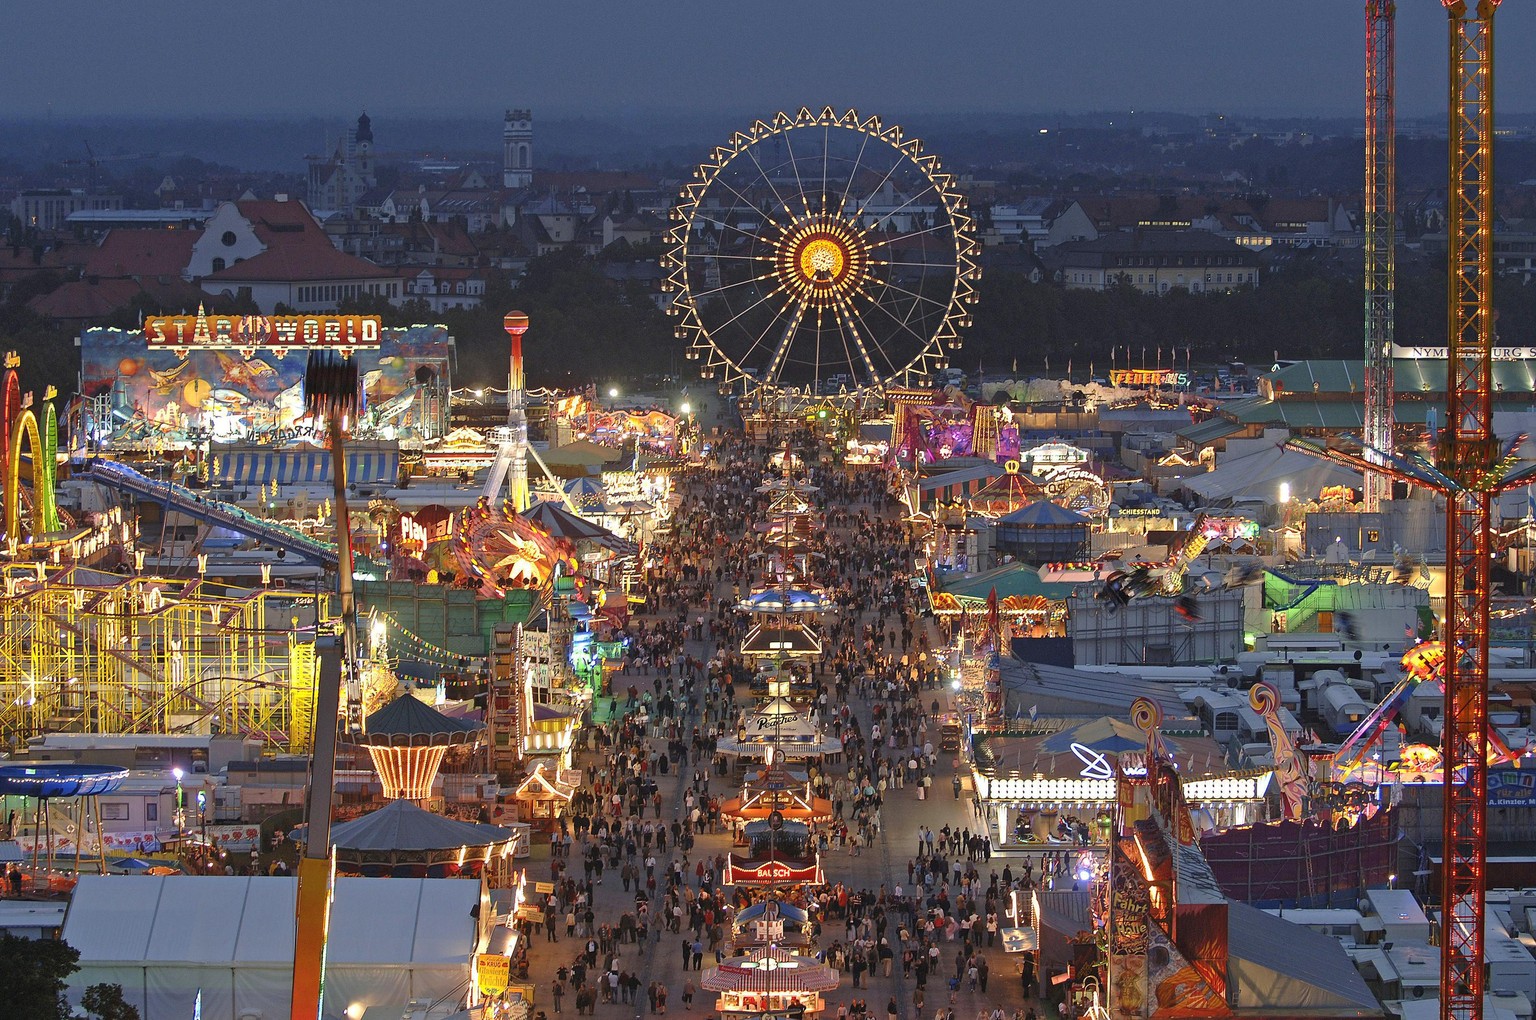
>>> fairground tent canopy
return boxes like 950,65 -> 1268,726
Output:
62,875 -> 483,1020
1180,445 -> 1359,504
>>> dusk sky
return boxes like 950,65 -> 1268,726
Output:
9,0 -> 1536,120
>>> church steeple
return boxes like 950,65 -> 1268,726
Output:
503,109 -> 532,189
355,111 -> 373,146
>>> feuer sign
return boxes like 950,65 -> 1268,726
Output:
145,314 -> 381,353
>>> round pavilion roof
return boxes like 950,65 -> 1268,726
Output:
293,799 -> 516,853
356,693 -> 485,747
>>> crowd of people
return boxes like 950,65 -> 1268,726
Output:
513,428 -> 1052,1020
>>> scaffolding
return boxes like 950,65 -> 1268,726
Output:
0,567 -> 322,751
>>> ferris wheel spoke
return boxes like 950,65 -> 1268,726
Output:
862,272 -> 952,310
837,130 -> 873,220
686,270 -> 781,303
849,296 -> 911,379
870,258 -> 959,272
778,125 -> 814,220
708,171 -> 790,234
855,287 -> 939,368
860,180 -> 942,235
735,292 -> 802,375
685,252 -> 773,263
688,213 -> 778,245
866,223 -> 960,250
764,301 -> 810,383
737,144 -> 797,227
709,284 -> 793,348
832,299 -> 885,383
827,302 -> 864,383
851,152 -> 912,222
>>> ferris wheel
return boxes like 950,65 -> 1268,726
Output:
665,107 -> 979,396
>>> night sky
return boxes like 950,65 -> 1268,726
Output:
7,0 -> 1536,119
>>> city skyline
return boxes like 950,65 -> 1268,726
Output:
9,0 -> 1536,120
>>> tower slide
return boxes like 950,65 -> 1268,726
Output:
75,459 -> 342,568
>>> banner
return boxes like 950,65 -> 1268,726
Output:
478,954 -> 511,997
1489,768 -> 1536,806
724,858 -> 824,885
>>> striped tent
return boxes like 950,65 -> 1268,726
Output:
211,442 -> 400,487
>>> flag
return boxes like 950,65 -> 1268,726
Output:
1029,704 -> 1038,721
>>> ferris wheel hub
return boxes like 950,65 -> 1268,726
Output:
778,216 -> 868,308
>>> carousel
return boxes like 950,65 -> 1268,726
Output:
972,715 -> 1272,849
717,697 -> 842,764
291,799 -> 522,883
730,899 -> 815,951
721,766 -> 834,837
724,817 -> 825,887
351,692 -> 484,803
702,944 -> 839,1020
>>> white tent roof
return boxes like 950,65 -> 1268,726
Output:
1181,445 -> 1359,504
64,875 -> 479,966
63,875 -> 481,1020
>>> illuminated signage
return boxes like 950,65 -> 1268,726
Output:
978,773 -> 1269,802
145,314 -> 382,353
1392,342 -> 1536,361
1109,368 -> 1190,387
1071,742 -> 1114,780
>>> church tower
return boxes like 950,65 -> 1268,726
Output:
354,111 -> 376,189
503,109 -> 532,189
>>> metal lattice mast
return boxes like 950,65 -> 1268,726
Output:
1363,0 -> 1397,511
1440,3 -> 1500,1018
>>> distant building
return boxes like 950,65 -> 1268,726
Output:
401,267 -> 486,312
305,112 -> 378,214
1046,229 -> 1261,294
504,109 -> 533,189
10,189 -> 122,232
191,198 -> 401,313
984,198 -> 1097,248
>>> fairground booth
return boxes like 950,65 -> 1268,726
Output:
972,717 -> 1272,849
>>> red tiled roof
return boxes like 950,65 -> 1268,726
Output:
85,229 -> 197,279
204,200 -> 390,283
28,276 -> 209,322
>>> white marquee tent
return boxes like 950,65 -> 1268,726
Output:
61,874 -> 486,1020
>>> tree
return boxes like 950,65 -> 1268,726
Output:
0,932 -> 79,1019
80,983 -> 141,1020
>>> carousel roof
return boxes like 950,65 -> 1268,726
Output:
359,694 -> 484,746
738,588 -> 834,615
1038,716 -> 1182,756
970,470 -> 1045,507
741,620 -> 822,657
701,945 -> 839,994
303,800 -> 516,853
735,900 -> 808,924
756,478 -> 819,494
1000,500 -> 1089,527
523,500 -> 637,554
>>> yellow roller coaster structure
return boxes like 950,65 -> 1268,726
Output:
0,566 -> 323,752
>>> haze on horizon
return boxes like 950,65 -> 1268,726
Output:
9,0 -> 1536,122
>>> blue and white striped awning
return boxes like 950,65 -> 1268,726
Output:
211,443 -> 400,487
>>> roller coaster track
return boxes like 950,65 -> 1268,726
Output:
75,458 -> 381,575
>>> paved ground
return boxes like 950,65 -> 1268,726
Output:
516,572 -> 1061,1020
